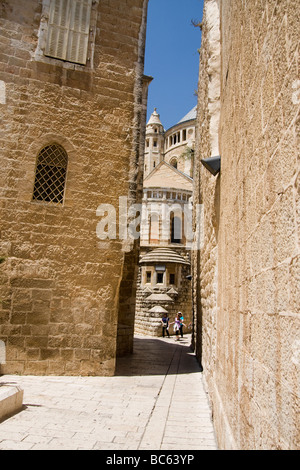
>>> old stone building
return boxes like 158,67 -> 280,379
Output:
135,108 -> 196,336
0,0 -> 149,376
193,0 -> 299,450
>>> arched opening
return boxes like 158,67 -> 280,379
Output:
170,212 -> 182,244
149,213 -> 160,244
33,143 -> 68,204
170,158 -> 178,169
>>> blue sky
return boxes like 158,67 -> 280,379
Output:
144,0 -> 204,131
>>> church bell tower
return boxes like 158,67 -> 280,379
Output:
144,108 -> 165,178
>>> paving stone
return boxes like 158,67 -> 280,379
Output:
0,334 -> 218,450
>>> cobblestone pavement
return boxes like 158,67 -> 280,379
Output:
0,334 -> 218,450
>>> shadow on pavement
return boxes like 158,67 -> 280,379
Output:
115,335 -> 202,377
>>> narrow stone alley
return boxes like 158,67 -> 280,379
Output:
0,334 -> 217,451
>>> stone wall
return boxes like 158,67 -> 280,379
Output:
0,0 -> 149,376
193,0 -> 299,450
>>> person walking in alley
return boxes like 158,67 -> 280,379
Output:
161,313 -> 170,338
171,313 -> 186,341
178,312 -> 185,338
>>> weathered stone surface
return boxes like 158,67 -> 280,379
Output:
0,0 -> 149,376
193,0 -> 299,450
0,385 -> 23,422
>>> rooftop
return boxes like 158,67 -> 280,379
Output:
177,105 -> 197,124
140,248 -> 191,266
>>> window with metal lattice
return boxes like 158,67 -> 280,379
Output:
33,143 -> 68,204
45,0 -> 92,65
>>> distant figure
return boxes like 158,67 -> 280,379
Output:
178,312 -> 185,338
171,313 -> 186,341
161,313 -> 170,338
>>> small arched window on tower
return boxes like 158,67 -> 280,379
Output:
33,143 -> 68,204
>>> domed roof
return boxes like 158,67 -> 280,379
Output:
140,248 -> 190,265
148,306 -> 169,313
146,294 -> 173,302
147,108 -> 163,127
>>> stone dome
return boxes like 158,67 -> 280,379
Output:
146,108 -> 164,127
139,248 -> 190,265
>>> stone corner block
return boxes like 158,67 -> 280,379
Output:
0,385 -> 24,422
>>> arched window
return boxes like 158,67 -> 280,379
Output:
170,213 -> 182,244
149,213 -> 160,244
170,158 -> 178,169
33,143 -> 68,204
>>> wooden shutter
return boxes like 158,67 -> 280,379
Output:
45,0 -> 71,61
45,0 -> 92,65
67,0 -> 92,65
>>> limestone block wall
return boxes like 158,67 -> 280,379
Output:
0,0 -> 148,376
193,0 -> 299,450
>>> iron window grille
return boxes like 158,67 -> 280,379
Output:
33,143 -> 68,204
